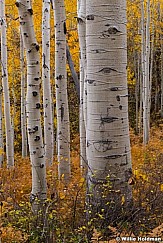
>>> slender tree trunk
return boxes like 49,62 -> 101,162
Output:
42,0 -> 54,166
86,0 -> 132,226
159,2 -> 163,117
78,0 -> 87,171
0,0 -> 14,167
20,32 -> 28,157
53,0 -> 71,182
0,86 -> 3,167
134,51 -> 139,135
16,0 -> 47,211
143,0 -> 150,145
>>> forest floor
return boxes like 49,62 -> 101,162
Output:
0,127 -> 163,242
91,223 -> 163,242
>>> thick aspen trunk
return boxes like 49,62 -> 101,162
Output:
16,0 -> 47,211
86,0 -> 132,226
20,32 -> 28,157
0,0 -> 14,167
53,0 -> 71,182
42,0 -> 54,166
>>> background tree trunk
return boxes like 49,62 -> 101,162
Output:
78,0 -> 87,171
20,32 -> 28,158
0,0 -> 14,167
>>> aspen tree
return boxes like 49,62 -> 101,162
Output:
16,0 -> 47,211
143,0 -> 150,145
0,0 -> 14,167
53,0 -> 71,181
159,2 -> 163,117
20,32 -> 28,157
86,0 -> 132,220
77,0 -> 87,171
141,0 -> 150,145
0,85 -> 3,167
42,0 -> 54,166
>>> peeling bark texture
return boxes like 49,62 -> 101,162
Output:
0,0 -> 14,167
53,0 -> 71,182
16,0 -> 47,212
78,0 -> 87,171
20,32 -> 28,158
42,0 -> 54,166
86,0 -> 132,225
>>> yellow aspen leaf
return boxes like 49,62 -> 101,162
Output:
121,195 -> 125,205
59,192 -> 65,199
160,184 -> 163,191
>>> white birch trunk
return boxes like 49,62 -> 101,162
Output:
16,0 -> 47,211
78,0 -> 87,171
20,32 -> 28,157
53,0 -> 71,181
86,0 -> 132,213
0,0 -> 14,167
42,0 -> 54,166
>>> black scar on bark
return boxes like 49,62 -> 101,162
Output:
15,2 -> 20,7
110,87 -> 119,91
34,136 -> 40,141
61,105 -> 64,122
98,67 -> 117,74
35,44 -> 39,51
36,103 -> 41,109
116,95 -> 120,101
86,79 -> 95,84
107,26 -> 120,35
77,17 -> 83,24
32,91 -> 38,97
28,8 -> 33,15
63,22 -> 67,34
101,116 -> 118,124
56,75 -> 62,80
86,15 -> 94,20
24,33 -> 28,37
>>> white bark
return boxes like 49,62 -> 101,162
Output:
0,0 -> 14,167
86,0 -> 132,206
16,0 -> 47,210
42,0 -> 54,166
20,32 -> 28,157
0,86 -> 3,167
142,0 -> 150,145
78,0 -> 87,171
78,0 -> 87,129
53,0 -> 71,181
